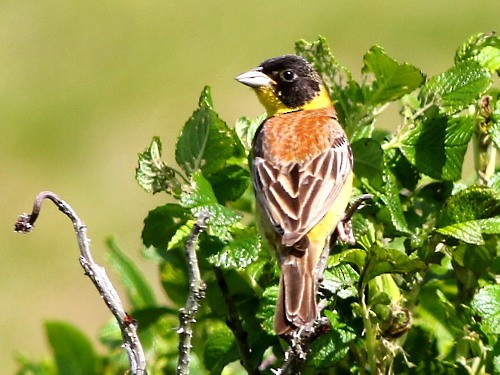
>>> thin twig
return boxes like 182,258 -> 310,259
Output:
14,191 -> 147,375
214,267 -> 260,375
176,210 -> 210,375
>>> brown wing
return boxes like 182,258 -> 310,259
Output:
252,113 -> 353,248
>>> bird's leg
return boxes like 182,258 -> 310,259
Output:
336,193 -> 373,244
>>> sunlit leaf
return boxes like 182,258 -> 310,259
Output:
422,60 -> 491,113
362,45 -> 425,106
399,115 -> 474,180
471,285 -> 500,335
136,136 -> 184,197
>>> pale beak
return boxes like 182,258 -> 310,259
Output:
235,68 -> 274,88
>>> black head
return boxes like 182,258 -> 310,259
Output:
258,54 -> 323,109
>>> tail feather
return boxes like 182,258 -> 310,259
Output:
274,255 -> 317,335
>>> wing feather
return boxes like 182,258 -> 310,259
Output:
253,116 -> 352,249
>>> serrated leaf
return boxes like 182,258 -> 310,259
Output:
438,185 -> 500,226
141,204 -> 190,248
455,32 -> 500,64
399,115 -> 474,180
256,286 -> 278,335
181,172 -> 241,240
207,226 -> 261,269
362,245 -> 425,285
329,248 -> 367,270
362,45 -> 425,106
378,164 -> 410,234
175,86 -> 244,177
471,285 -> 500,335
436,221 -> 484,245
322,264 -> 359,299
475,46 -> 500,73
203,325 -> 239,375
351,138 -> 384,189
136,136 -> 184,197
45,321 -> 97,375
437,186 -> 500,244
235,115 -> 265,151
167,221 -> 194,250
309,311 -> 355,368
422,60 -> 491,113
105,237 -> 157,309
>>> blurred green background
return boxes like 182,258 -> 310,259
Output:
1,0 -> 497,372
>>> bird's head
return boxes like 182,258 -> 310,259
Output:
235,54 -> 331,116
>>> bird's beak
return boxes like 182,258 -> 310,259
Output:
235,68 -> 274,88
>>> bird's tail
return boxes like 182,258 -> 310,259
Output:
274,250 -> 317,335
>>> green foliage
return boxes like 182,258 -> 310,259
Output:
17,33 -> 500,375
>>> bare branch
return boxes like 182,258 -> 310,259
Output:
15,191 -> 147,375
176,210 -> 210,375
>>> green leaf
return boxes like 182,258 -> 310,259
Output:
235,114 -> 265,151
203,325 -> 240,375
15,353 -> 55,375
436,221 -> 484,245
399,115 -> 474,180
351,138 -> 384,189
455,32 -> 500,64
159,247 -> 189,306
471,285 -> 500,335
136,136 -> 184,197
438,185 -> 500,226
256,286 -> 278,335
422,60 -> 491,113
309,310 -> 356,368
207,164 -> 250,205
175,86 -> 244,177
378,164 -> 410,234
475,46 -> 500,73
105,237 -> 157,309
415,287 -> 457,357
362,245 -> 425,285
207,226 -> 261,269
362,45 -> 425,106
329,248 -> 367,270
45,321 -> 97,375
141,204 -> 190,248
322,264 -> 359,299
452,244 -> 497,277
181,171 -> 241,239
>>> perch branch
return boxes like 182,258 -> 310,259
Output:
176,210 -> 210,375
15,191 -> 147,375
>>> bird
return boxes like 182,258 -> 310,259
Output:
235,54 -> 354,335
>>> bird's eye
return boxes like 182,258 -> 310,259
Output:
280,69 -> 296,82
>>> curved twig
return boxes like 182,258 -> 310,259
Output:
15,191 -> 147,375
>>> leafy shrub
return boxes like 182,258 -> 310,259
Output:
17,33 -> 499,375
